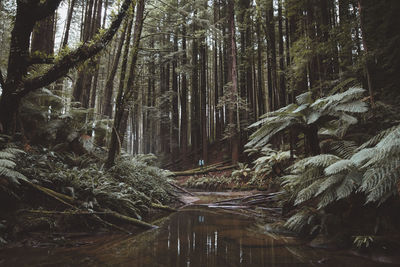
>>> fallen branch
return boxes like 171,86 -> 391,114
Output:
25,181 -> 77,209
151,203 -> 177,212
168,181 -> 194,196
22,181 -> 158,230
107,211 -> 156,230
171,164 -> 237,177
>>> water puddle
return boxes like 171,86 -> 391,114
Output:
0,193 -> 391,266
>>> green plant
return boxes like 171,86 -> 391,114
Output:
184,174 -> 240,190
354,124 -> 400,203
0,136 -> 27,186
246,87 -> 368,154
353,235 -> 374,248
18,150 -> 175,218
282,123 -> 400,234
246,145 -> 292,187
231,162 -> 252,182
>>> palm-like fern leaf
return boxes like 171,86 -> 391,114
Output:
0,147 -> 27,185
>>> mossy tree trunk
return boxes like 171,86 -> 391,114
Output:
0,0 -> 132,135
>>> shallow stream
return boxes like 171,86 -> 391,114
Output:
0,192 -> 391,266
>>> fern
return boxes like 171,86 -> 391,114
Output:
295,179 -> 324,205
294,154 -> 341,169
354,125 -> 400,203
284,208 -> 317,233
335,172 -> 361,200
0,146 -> 27,185
247,87 -> 368,150
324,159 -> 355,175
316,175 -> 344,196
323,140 -> 358,159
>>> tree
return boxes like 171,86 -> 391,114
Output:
227,0 -> 239,163
106,0 -> 146,168
0,0 -> 133,135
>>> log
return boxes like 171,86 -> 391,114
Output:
168,181 -> 195,196
22,181 -> 158,230
107,211 -> 157,229
151,203 -> 177,212
171,164 -> 237,177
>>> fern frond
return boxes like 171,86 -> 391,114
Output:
375,125 -> 400,150
325,140 -> 358,159
338,113 -> 358,125
335,172 -> 362,200
0,167 -> 28,184
324,160 -> 355,175
315,175 -> 344,196
334,101 -> 369,113
0,159 -> 16,169
362,159 -> 400,203
306,111 -> 322,124
357,125 -> 399,150
350,148 -> 376,166
294,154 -> 341,170
295,178 -> 324,205
296,92 -> 312,105
285,209 -> 314,232
318,190 -> 336,209
0,152 -> 16,160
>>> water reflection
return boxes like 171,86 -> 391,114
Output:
0,207 -> 388,266
107,208 -> 311,266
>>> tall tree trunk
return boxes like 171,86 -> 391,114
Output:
0,0 -> 132,134
200,33 -> 208,163
191,10 -> 200,159
171,30 -> 179,157
106,0 -> 145,168
255,21 -> 264,118
102,18 -> 130,117
61,0 -> 76,48
180,22 -> 188,161
266,0 -> 278,110
227,0 -> 239,163
31,15 -> 55,55
278,0 -> 286,107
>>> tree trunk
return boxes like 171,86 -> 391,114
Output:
191,11 -> 200,159
171,31 -> 179,157
102,18 -> 129,117
180,22 -> 188,161
305,124 -> 320,156
0,0 -> 132,134
106,0 -> 146,168
227,0 -> 239,163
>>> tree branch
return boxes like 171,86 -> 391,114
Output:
27,56 -> 55,65
20,0 -> 133,97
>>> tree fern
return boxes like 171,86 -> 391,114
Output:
247,87 -> 368,150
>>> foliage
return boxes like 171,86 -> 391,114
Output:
246,87 -> 368,150
245,145 -> 291,187
231,162 -> 252,181
18,149 -> 176,219
0,136 -> 27,186
282,123 -> 400,234
353,236 -> 374,249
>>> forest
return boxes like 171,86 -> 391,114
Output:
0,0 -> 400,265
